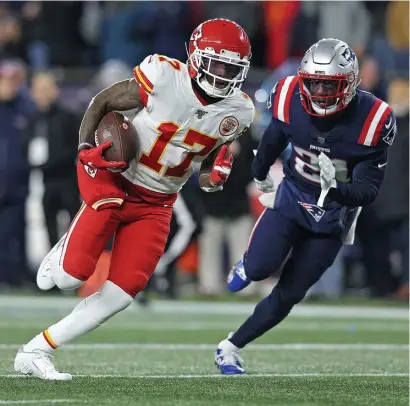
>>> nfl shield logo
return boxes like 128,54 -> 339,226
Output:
195,109 -> 208,119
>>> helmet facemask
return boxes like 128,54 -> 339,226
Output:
299,70 -> 358,116
189,48 -> 250,98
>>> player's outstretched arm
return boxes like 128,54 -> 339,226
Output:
78,79 -> 144,149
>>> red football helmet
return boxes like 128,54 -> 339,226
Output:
187,19 -> 251,98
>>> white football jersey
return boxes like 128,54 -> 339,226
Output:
121,54 -> 255,194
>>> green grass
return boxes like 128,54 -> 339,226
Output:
0,296 -> 408,405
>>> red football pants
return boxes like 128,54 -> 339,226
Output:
59,199 -> 173,297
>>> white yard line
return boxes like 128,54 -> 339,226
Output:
0,343 -> 407,351
0,320 -> 407,332
0,401 -> 75,405
0,296 -> 407,320
1,373 -> 408,379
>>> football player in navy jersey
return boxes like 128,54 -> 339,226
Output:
215,38 -> 397,375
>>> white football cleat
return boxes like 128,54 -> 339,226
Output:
36,236 -> 65,290
14,346 -> 72,380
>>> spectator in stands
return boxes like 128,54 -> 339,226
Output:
100,2 -> 189,67
0,14 -> 25,62
301,1 -> 370,59
356,80 -> 409,298
0,60 -> 34,288
386,0 -> 409,74
263,1 -> 301,69
359,56 -> 388,103
198,129 -> 258,297
21,72 -> 80,249
370,79 -> 409,300
149,178 -> 205,301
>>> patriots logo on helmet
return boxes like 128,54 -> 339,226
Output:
298,201 -> 325,222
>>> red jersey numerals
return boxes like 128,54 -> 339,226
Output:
139,122 -> 218,178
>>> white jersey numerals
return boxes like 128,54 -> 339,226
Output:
293,146 -> 348,183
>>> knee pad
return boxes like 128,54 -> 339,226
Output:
75,280 -> 133,325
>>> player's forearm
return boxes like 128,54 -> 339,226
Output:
328,150 -> 387,207
328,181 -> 379,207
252,119 -> 288,180
78,79 -> 143,150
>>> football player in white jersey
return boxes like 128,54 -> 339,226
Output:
14,18 -> 255,380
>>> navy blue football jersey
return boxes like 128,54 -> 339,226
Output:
253,75 -> 397,235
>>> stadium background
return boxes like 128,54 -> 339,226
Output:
0,2 -> 408,405
0,1 -> 408,301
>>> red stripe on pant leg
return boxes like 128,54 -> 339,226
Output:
58,203 -> 87,267
61,205 -> 120,281
248,208 -> 267,248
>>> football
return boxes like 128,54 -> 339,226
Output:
95,111 -> 138,168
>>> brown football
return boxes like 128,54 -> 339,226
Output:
95,111 -> 138,169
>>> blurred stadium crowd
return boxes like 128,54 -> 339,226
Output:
0,1 -> 408,301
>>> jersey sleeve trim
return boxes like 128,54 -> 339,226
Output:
133,65 -> 154,94
358,99 -> 392,146
273,76 -> 299,124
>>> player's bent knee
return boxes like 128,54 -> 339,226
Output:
245,262 -> 275,282
51,257 -> 86,290
59,254 -> 97,287
54,268 -> 84,290
108,271 -> 150,298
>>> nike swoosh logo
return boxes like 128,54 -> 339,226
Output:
378,162 -> 387,168
385,117 -> 392,129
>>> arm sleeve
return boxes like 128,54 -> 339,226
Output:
252,117 -> 289,181
328,148 -> 387,206
328,111 -> 396,206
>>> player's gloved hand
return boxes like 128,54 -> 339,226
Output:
210,145 -> 234,187
76,160 -> 126,211
78,142 -> 128,171
318,152 -> 337,190
254,174 -> 275,193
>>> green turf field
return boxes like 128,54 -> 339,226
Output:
0,296 -> 408,406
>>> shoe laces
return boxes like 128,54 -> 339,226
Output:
34,350 -> 58,373
218,351 -> 243,367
